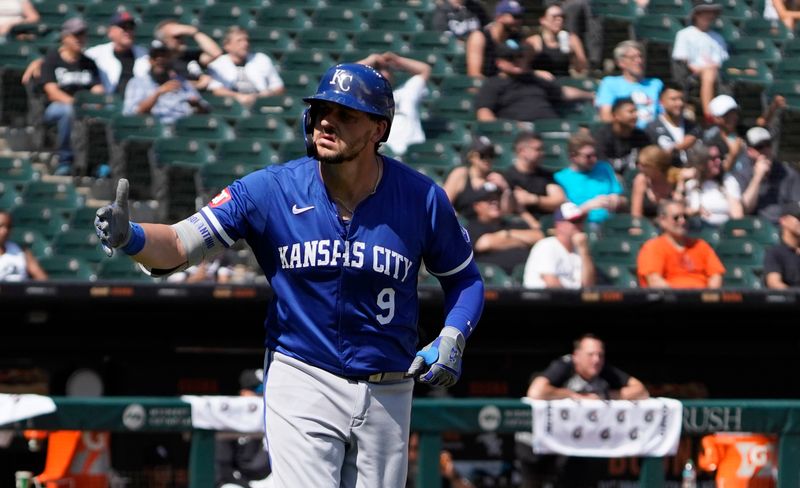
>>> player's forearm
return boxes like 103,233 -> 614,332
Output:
439,261 -> 484,339
131,223 -> 188,269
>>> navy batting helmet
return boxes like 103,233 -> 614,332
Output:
302,63 -> 395,157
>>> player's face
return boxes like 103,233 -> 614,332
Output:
313,102 -> 384,165
573,338 -> 605,380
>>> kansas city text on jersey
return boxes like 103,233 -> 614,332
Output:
277,240 -> 414,282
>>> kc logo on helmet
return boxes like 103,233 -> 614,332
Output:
330,70 -> 353,92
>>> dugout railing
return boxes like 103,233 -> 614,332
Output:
4,397 -> 800,488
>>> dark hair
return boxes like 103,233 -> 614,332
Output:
573,333 -> 603,351
611,97 -> 635,113
513,130 -> 542,150
660,82 -> 684,96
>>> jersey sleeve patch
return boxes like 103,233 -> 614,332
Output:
209,187 -> 233,208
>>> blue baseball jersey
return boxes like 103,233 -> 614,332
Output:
200,156 -> 475,376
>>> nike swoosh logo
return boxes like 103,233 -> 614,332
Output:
292,204 -> 315,215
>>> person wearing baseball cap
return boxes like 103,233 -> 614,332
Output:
40,17 -> 103,175
764,201 -> 800,288
465,0 -> 525,78
522,201 -> 596,289
672,0 -> 729,120
444,135 -> 513,218
83,10 -> 149,95
703,94 -> 745,173
733,127 -> 800,224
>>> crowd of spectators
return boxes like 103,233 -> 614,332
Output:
0,0 -> 798,290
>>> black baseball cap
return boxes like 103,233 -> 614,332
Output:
110,11 -> 136,27
781,201 -> 800,219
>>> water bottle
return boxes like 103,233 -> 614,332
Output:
681,458 -> 697,488
557,30 -> 570,53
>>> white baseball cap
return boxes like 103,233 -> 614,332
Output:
746,127 -> 772,147
554,202 -> 585,223
708,95 -> 739,117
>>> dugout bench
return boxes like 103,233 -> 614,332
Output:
5,397 -> 800,488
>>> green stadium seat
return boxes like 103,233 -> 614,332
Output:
0,41 -> 36,125
596,262 -> 639,288
477,262 -> 514,288
426,94 -> 474,121
720,0 -> 755,22
80,3 -> 133,25
645,0 -> 691,17
52,229 -> 105,265
198,155 -> 267,200
688,226 -> 721,247
729,37 -> 782,68
234,115 -> 295,146
279,70 -> 317,98
599,214 -> 659,243
633,14 -> 682,81
295,29 -> 353,56
715,238 -> 765,268
21,181 -> 83,211
410,30 -> 462,58
741,18 -> 793,46
173,115 -> 235,143
420,118 -> 471,147
139,3 -> 194,25
352,31 -> 406,54
247,28 -> 293,56
249,95 -> 301,124
404,141 -> 461,168
152,138 -> 215,222
712,16 -> 741,43
97,256 -> 153,282
720,217 -> 779,246
435,74 -> 483,98
215,138 -> 278,167
152,137 -> 215,167
69,206 -> 102,229
38,256 -> 96,281
0,184 -> 21,208
10,204 -> 69,241
765,79 -> 800,100
9,227 -> 52,258
199,94 -> 247,122
280,49 -> 336,77
721,56 -> 773,127
540,140 -> 570,173
368,8 -> 425,34
254,6 -> 312,30
473,120 -> 531,145
32,2 -> 79,28
723,265 -> 762,289
197,4 -> 256,33
267,0 -> 324,9
0,156 -> 36,186
310,7 -> 368,34
590,237 -> 641,268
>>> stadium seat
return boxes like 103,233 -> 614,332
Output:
197,4 -> 256,33
712,16 -> 741,43
368,8 -> 425,34
246,28 -> 293,56
404,141 -> 461,168
426,95 -> 474,122
540,140 -> 570,173
410,31 -> 462,58
590,237 -> 641,268
295,29 -> 352,55
139,4 -> 194,25
723,265 -> 762,289
21,181 -> 83,211
52,229 -> 105,265
254,6 -> 312,30
599,214 -> 659,243
741,18 -> 793,47
38,256 -> 96,281
596,263 -> 639,288
310,7 -> 368,34
0,156 -> 37,186
688,226 -> 721,247
267,0 -> 324,9
720,0 -> 755,22
234,115 -> 295,146
645,0 -> 691,17
0,184 -> 21,208
152,137 -> 215,167
721,56 -> 773,127
0,41 -> 36,125
435,74 -> 483,97
420,118 -> 471,147
477,262 -> 514,288
215,138 -> 278,167
33,1 -> 79,28
199,94 -> 247,122
280,49 -> 336,78
9,227 -> 51,258
107,115 -> 167,199
729,37 -> 782,68
715,238 -> 765,268
720,217 -> 779,246
10,204 -> 68,241
173,115 -> 235,143
97,256 -> 153,282
632,14 -> 682,81
71,92 -> 122,176
352,31 -> 406,54
473,120 -> 532,145
249,95 -> 300,124
279,70 -> 317,98
152,138 -> 215,222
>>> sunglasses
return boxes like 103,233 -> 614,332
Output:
667,213 -> 689,222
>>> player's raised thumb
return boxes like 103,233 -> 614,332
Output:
114,178 -> 129,210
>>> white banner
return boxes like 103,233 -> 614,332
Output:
523,397 -> 682,457
181,395 -> 264,433
0,394 -> 57,425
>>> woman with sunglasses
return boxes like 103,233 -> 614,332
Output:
684,142 -> 743,228
443,136 -> 512,218
526,3 -> 587,80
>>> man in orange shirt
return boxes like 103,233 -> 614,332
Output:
637,199 -> 725,288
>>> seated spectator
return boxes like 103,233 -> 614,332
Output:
154,19 -> 222,90
86,12 -> 149,96
407,431 -> 474,488
123,40 -> 209,126
0,210 -> 47,281
525,3 -> 588,79
735,127 -> 798,224
431,0 -> 488,42
466,183 -> 543,275
763,0 -> 800,30
630,145 -> 695,218
764,201 -> 800,289
207,26 -> 285,109
703,94 -> 746,173
41,18 -> 104,176
555,132 -> 627,227
671,0 -> 728,119
443,136 -> 511,218
685,142 -> 744,228
637,198 -> 725,288
593,97 -> 652,174
503,131 -> 566,217
465,0 -> 526,79
0,0 -> 38,37
645,83 -> 701,166
522,202 -> 595,289
595,41 -> 663,129
358,52 -> 430,157
474,43 -> 593,123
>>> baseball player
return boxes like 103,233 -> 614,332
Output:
94,63 -> 485,487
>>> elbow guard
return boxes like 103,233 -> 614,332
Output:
139,212 -> 228,277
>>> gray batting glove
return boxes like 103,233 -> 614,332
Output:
94,179 -> 131,257
406,326 -> 466,388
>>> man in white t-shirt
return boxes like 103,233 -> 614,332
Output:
207,26 -> 285,108
522,202 -> 595,289
357,52 -> 431,156
671,0 -> 728,119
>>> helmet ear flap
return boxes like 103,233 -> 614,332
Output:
303,106 -> 316,158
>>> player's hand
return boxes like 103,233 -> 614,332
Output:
94,179 -> 131,257
406,327 -> 465,387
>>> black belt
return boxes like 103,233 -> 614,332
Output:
347,371 -> 409,384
